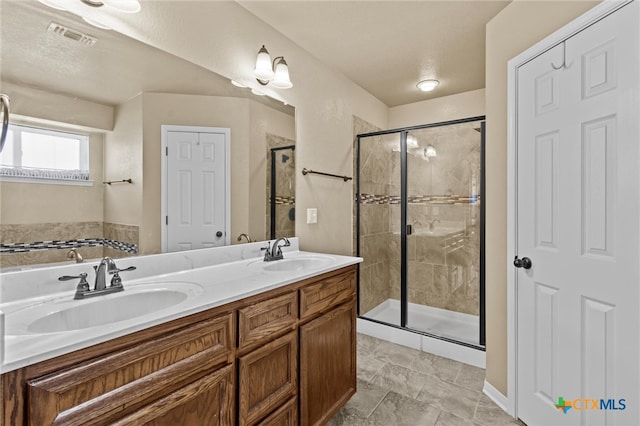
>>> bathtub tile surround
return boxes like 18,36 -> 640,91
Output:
328,334 -> 523,426
103,222 -> 139,259
0,222 -> 139,268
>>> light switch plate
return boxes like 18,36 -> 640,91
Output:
307,208 -> 318,224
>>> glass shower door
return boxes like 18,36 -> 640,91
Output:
356,132 -> 402,325
405,121 -> 484,346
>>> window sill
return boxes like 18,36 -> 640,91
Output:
0,176 -> 94,186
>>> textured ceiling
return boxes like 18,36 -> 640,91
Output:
2,1 -> 510,112
239,1 -> 510,106
0,1 -> 293,114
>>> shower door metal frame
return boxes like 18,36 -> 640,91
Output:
269,145 -> 295,240
356,115 -> 486,350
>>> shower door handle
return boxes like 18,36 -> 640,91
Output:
513,256 -> 532,270
406,224 -> 413,235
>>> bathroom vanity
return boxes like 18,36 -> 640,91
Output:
0,239 -> 360,425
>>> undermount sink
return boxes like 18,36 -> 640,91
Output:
5,282 -> 203,335
249,255 -> 333,272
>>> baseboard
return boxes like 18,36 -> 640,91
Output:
482,380 -> 511,414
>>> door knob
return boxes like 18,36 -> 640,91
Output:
513,256 -> 532,270
216,231 -> 223,238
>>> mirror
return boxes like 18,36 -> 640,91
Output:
0,1 -> 296,269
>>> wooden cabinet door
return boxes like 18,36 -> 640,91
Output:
238,331 -> 298,425
111,364 -> 234,426
299,301 -> 356,426
257,397 -> 297,426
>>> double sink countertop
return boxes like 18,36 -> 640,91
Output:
0,238 -> 362,374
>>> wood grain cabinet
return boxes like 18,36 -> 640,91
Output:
238,331 -> 298,425
26,314 -> 234,426
299,302 -> 356,426
2,265 -> 358,426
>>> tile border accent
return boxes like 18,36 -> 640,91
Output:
270,195 -> 296,205
360,193 -> 481,205
0,238 -> 138,254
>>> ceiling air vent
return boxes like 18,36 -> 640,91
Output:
47,22 -> 97,46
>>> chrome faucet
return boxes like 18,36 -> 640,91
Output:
59,257 -> 136,299
263,237 -> 291,262
237,233 -> 252,243
66,248 -> 84,263
94,257 -> 118,291
429,219 -> 441,231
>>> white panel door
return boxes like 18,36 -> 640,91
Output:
516,3 -> 639,425
167,130 -> 227,251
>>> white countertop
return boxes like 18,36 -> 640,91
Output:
0,239 -> 362,373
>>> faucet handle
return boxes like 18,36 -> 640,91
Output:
59,273 -> 90,298
110,266 -> 136,288
110,266 -> 136,275
58,272 -> 89,283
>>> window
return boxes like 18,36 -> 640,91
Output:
0,124 -> 90,183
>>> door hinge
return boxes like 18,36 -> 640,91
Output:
165,146 -> 168,156
166,216 -> 168,225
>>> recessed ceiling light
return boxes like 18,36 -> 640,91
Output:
417,79 -> 439,92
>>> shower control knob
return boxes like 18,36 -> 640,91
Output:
513,256 -> 532,270
216,231 -> 223,238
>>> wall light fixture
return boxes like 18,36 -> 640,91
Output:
254,45 -> 293,89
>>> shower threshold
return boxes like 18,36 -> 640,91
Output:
363,298 -> 480,346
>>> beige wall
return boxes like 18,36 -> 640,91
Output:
1,81 -> 113,131
248,101 -> 296,242
104,95 -> 143,228
484,0 -> 599,396
140,93 -> 249,254
83,1 -> 389,256
139,92 -> 293,253
389,88 -> 485,129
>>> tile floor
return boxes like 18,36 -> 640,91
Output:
327,334 -> 525,426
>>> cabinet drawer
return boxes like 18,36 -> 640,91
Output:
257,397 -> 297,426
239,291 -> 297,351
238,331 -> 298,426
111,364 -> 234,426
299,268 -> 356,320
27,313 -> 233,426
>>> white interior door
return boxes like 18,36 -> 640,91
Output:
166,129 -> 228,252
515,3 -> 639,425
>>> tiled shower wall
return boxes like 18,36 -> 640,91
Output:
0,222 -> 139,268
354,116 -> 395,314
265,133 -> 296,240
355,117 -> 481,317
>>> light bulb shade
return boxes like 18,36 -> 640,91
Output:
254,45 -> 274,81
101,0 -> 141,13
425,145 -> 437,157
417,79 -> 439,92
271,58 -> 293,89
